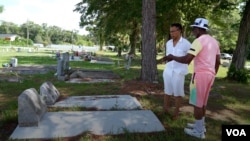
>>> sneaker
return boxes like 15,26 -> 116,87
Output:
184,128 -> 205,139
187,123 -> 206,132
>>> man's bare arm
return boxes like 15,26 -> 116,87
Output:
215,54 -> 221,74
167,53 -> 195,64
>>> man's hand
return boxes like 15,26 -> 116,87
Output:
157,55 -> 173,64
166,54 -> 174,62
157,56 -> 170,64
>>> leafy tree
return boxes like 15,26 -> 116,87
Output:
232,0 -> 250,69
41,23 -> 52,45
0,21 -> 20,34
34,35 -> 43,44
73,0 -> 243,82
155,0 -> 242,53
74,0 -> 142,54
228,0 -> 250,83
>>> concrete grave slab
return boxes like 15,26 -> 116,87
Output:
0,65 -> 56,75
90,56 -> 115,64
50,95 -> 143,110
90,60 -> 115,64
66,69 -> 120,83
69,69 -> 120,79
66,78 -> 115,83
10,110 -> 165,140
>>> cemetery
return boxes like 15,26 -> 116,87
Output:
0,46 -> 249,140
1,1 -> 250,140
0,48 -> 166,140
9,81 -> 165,140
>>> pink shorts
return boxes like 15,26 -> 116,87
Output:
189,73 -> 215,108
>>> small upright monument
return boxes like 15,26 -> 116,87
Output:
57,52 -> 70,81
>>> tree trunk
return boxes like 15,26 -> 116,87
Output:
99,32 -> 104,51
231,0 -> 250,70
141,0 -> 158,83
117,46 -> 122,57
129,21 -> 139,55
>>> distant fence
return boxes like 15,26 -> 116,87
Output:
47,44 -> 99,52
0,45 -> 99,52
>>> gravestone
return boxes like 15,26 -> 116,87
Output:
18,88 -> 47,127
57,52 -> 70,80
40,81 -> 60,105
57,59 -> 63,76
62,52 -> 69,72
125,54 -> 133,70
10,58 -> 18,67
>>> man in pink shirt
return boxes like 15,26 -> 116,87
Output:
165,18 -> 221,139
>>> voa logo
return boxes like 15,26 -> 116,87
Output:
226,129 -> 246,136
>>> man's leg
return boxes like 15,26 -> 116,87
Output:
164,94 -> 171,113
194,106 -> 203,119
173,96 -> 182,119
194,106 -> 204,131
163,69 -> 172,114
172,72 -> 185,119
184,106 -> 206,139
200,106 -> 206,132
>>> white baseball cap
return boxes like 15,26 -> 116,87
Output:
190,18 -> 209,30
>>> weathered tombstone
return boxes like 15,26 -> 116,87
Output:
18,88 -> 47,127
40,81 -> 60,105
57,52 -> 70,81
62,52 -> 70,73
125,54 -> 133,70
10,58 -> 18,67
57,59 -> 63,77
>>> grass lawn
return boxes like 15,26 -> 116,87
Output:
0,47 -> 250,141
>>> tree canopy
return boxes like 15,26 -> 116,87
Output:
74,0 -> 243,54
0,20 -> 94,47
74,0 -> 247,82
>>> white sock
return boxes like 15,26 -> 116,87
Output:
194,119 -> 203,133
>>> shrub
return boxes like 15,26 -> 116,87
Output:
227,64 -> 250,83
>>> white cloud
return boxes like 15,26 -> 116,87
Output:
0,0 -> 88,35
